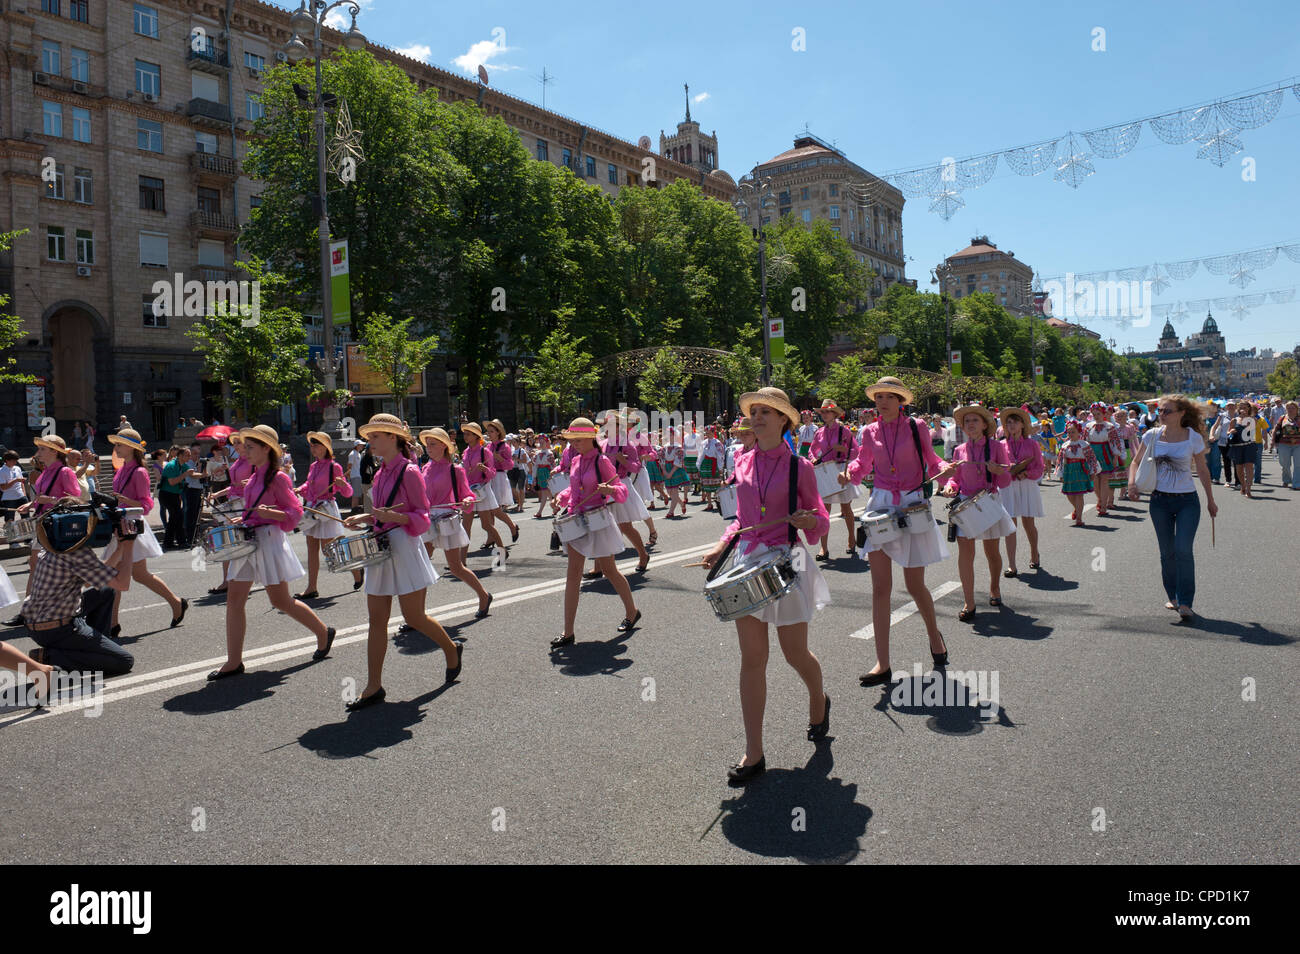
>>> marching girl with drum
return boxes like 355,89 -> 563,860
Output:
1056,419 -> 1100,526
840,377 -> 955,687
205,434 -> 253,596
940,405 -> 1016,623
624,409 -> 659,545
103,429 -> 188,639
458,422 -> 507,558
7,436 -> 87,622
294,432 -> 362,599
599,412 -> 651,573
810,399 -> 859,561
998,408 -> 1045,576
209,426 -> 335,680
341,415 -> 463,709
419,428 -> 493,619
550,418 -> 640,649
484,420 -> 521,543
699,388 -> 831,784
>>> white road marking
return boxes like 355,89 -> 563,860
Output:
1063,503 -> 1097,519
848,580 -> 963,641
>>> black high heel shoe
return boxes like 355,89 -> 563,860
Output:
346,687 -> 385,711
207,663 -> 244,681
475,593 -> 493,619
727,756 -> 766,785
170,597 -> 189,627
617,609 -> 642,633
313,627 -> 336,661
445,643 -> 464,683
550,633 -> 575,649
109,623 -> 122,642
931,642 -> 949,668
859,668 -> 892,688
807,693 -> 831,741
958,607 -> 976,622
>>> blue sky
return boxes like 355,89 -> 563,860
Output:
312,0 -> 1300,357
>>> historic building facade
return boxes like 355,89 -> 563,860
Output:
941,236 -> 1035,317
1137,314 -> 1232,396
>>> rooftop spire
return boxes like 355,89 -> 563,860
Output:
684,82 -> 690,122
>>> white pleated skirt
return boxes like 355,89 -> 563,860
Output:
858,488 -> 950,568
823,481 -> 862,506
469,482 -> 499,512
633,467 -> 652,503
1000,479 -> 1045,519
365,526 -> 439,596
302,499 -> 345,539
0,565 -> 18,610
730,541 -> 830,627
566,510 -> 626,559
610,479 -> 650,523
953,492 -> 1017,540
490,471 -> 512,505
226,525 -> 305,586
102,520 -> 164,562
422,511 -> 470,551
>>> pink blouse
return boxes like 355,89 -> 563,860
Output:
241,465 -> 303,533
559,444 -> 575,471
296,458 -> 348,504
811,421 -> 856,464
943,439 -> 1012,497
601,440 -> 642,478
422,458 -> 474,510
113,462 -> 155,515
490,440 -> 513,472
723,443 -> 829,555
227,457 -> 254,498
34,463 -> 83,515
1001,436 -> 1045,482
847,416 -> 945,505
370,456 -> 430,538
462,443 -> 495,486
555,450 -> 627,515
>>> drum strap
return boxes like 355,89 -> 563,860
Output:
452,463 -> 469,503
906,417 -> 934,498
242,473 -> 273,523
374,465 -> 406,532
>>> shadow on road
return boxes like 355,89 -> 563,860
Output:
297,685 -> 452,759
969,605 -> 1052,641
878,671 -> 1017,736
712,745 -> 872,864
1171,616 -> 1296,646
549,630 -> 635,677
163,660 -> 318,714
1018,568 -> 1079,592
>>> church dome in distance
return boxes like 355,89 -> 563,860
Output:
1160,319 -> 1177,340
1202,311 -> 1219,335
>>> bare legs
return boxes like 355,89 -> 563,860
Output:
864,555 -> 946,675
217,580 -> 328,674
355,589 -> 460,702
424,540 -> 490,610
111,558 -> 182,629
561,547 -> 637,637
735,617 -> 825,767
957,537 -> 1003,613
618,521 -> 649,568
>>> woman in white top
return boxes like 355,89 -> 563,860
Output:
1226,401 -> 1258,498
1128,395 -> 1218,622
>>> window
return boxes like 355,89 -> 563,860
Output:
134,4 -> 158,38
561,148 -> 572,169
536,139 -> 548,161
779,190 -> 790,205
832,226 -> 840,235
192,72 -> 219,100
800,187 -> 809,200
75,229 -> 94,265
70,0 -> 88,23
829,205 -> 840,219
137,118 -> 162,152
43,100 -> 63,137
42,41 -> 61,75
197,186 -> 221,214
250,195 -> 262,209
73,167 -> 92,203
69,47 -> 89,82
195,131 -> 217,153
245,93 -> 263,121
143,293 -> 166,328
44,164 -> 65,199
829,183 -> 838,197
246,51 -> 265,71
135,61 -> 160,97
585,156 -> 595,178
42,0 -> 61,12
47,226 -> 66,261
139,175 -> 164,211
801,209 -> 812,224
999,271 -> 1006,280
607,163 -> 617,184
139,231 -> 168,267
71,107 -> 91,143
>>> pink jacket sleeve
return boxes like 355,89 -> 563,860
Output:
846,431 -> 875,485
796,457 -> 831,547
991,440 -> 1012,490
598,455 -> 628,503
399,465 -> 430,537
270,471 -> 304,533
1021,440 -> 1045,481
471,447 -> 496,483
941,444 -> 967,493
331,460 -> 350,497
125,466 -> 156,515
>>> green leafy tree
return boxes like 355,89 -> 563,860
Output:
1267,357 -> 1300,400
0,230 -> 35,385
357,313 -> 440,423
770,346 -> 816,405
818,354 -> 870,412
638,347 -> 690,413
718,325 -> 764,398
518,308 -> 602,425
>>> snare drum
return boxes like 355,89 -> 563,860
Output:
428,508 -> 463,540
548,472 -> 570,499
858,509 -> 903,546
3,517 -> 38,544
717,483 -> 738,520
323,531 -> 391,573
948,489 -> 1003,537
814,460 -> 845,498
704,545 -> 798,622
553,504 -> 614,543
202,524 -> 257,562
900,501 -> 936,535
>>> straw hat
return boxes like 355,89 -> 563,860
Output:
484,418 -> 507,440
108,428 -> 147,452
817,399 -> 845,418
865,375 -> 915,405
953,404 -> 997,434
731,416 -> 753,434
562,417 -> 601,441
1000,407 -> 1035,435
739,387 -> 800,431
358,413 -> 410,441
238,424 -> 280,450
460,421 -> 484,441
33,434 -> 70,456
419,427 -> 457,458
306,431 -> 333,453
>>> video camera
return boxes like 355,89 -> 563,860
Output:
40,492 -> 146,553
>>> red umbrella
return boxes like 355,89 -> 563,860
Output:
196,425 -> 236,444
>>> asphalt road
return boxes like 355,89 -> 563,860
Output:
2,462 -> 1296,865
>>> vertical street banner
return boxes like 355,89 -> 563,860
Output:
1082,374 -> 1090,384
1034,365 -> 1044,384
950,350 -> 962,377
768,318 -> 785,365
25,382 -> 46,428
330,240 -> 351,326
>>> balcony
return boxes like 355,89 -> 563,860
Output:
186,97 -> 231,128
191,150 -> 238,179
191,265 -> 238,284
189,210 -> 238,234
186,43 -> 230,75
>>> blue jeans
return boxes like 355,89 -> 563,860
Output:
1149,491 -> 1200,609
1278,443 -> 1300,488
1255,442 -> 1263,477
1207,444 -> 1221,481
28,586 -> 134,676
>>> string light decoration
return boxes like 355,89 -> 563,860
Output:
1038,240 -> 1300,291
1149,287 -> 1294,324
881,79 -> 1298,220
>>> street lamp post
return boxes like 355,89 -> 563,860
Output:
930,263 -> 958,373
283,1 -> 366,437
733,167 -> 777,385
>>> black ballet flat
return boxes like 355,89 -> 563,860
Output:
989,596 -> 1003,607
932,648 -> 949,668
109,623 -> 122,642
346,688 -> 385,711
294,590 -> 319,600
1028,561 -> 1041,570
511,526 -> 519,543
807,694 -> 831,742
958,607 -> 976,622
859,668 -> 892,688
207,584 -> 227,596
170,597 -> 189,628
550,633 -> 575,649
1003,569 -> 1017,578
617,609 -> 642,633
207,663 -> 245,681
582,570 -> 603,581
635,559 -> 649,573
814,552 -> 829,562
445,644 -> 463,683
727,756 -> 766,785
352,577 -> 363,591
313,626 -> 336,661
475,594 -> 493,619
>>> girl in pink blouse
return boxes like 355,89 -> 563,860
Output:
550,417 -> 639,649
342,415 -> 462,710
598,412 -> 650,576
458,422 -> 506,558
209,425 -> 334,681
12,435 -> 90,612
294,432 -> 362,598
700,388 -> 831,785
103,429 -> 187,639
810,400 -> 860,561
484,420 -> 521,539
419,427 -> 492,619
205,435 -> 253,595
941,406 -> 1015,622
998,408 -> 1045,576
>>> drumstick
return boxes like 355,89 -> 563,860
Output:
682,560 -> 711,568
302,504 -> 350,525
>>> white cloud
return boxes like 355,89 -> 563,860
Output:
394,44 -> 432,63
452,38 -> 521,75
323,0 -> 374,30
693,92 -> 710,104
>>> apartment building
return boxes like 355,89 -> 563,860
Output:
940,236 -> 1035,317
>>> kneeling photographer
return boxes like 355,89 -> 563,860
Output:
20,493 -> 145,677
